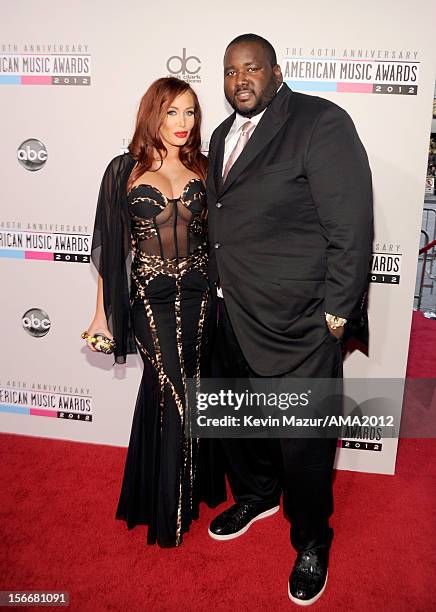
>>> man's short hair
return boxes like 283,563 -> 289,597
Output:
226,33 -> 277,67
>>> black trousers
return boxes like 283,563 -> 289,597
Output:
212,298 -> 342,553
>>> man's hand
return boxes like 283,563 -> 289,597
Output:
327,324 -> 345,340
325,313 -> 347,340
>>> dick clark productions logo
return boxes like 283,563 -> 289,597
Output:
166,48 -> 201,76
22,308 -> 51,337
17,139 -> 48,171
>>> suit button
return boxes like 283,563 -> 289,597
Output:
214,242 -> 221,249
216,202 -> 222,209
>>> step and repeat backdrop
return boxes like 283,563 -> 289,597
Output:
1,0 -> 435,474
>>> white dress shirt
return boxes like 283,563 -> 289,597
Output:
222,109 -> 266,172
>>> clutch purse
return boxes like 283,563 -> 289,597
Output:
81,331 -> 116,354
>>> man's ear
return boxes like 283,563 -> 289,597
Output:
273,64 -> 283,85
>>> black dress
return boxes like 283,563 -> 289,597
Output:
91,155 -> 225,548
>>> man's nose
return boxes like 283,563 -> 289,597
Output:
235,70 -> 249,87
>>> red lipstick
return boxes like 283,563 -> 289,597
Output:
174,131 -> 188,138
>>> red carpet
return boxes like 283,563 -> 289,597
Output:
405,311 -> 436,378
1,311 -> 435,611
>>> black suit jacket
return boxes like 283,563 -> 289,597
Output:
207,84 -> 373,375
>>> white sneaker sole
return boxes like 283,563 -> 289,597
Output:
287,570 -> 328,606
208,505 -> 280,541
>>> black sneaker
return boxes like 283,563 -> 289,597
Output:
288,549 -> 329,606
208,502 -> 279,541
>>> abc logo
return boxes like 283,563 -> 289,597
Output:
167,48 -> 201,75
22,308 -> 51,337
17,139 -> 48,171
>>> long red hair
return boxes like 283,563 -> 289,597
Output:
127,77 -> 207,191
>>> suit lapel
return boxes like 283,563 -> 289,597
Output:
218,85 -> 292,197
211,113 -> 235,195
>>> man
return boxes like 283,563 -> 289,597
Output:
206,34 -> 373,605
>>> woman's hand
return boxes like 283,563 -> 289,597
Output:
84,317 -> 113,352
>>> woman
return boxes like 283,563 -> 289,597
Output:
85,77 -> 225,547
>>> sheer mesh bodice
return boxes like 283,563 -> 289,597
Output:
128,178 -> 206,259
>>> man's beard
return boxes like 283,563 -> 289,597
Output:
227,76 -> 279,118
